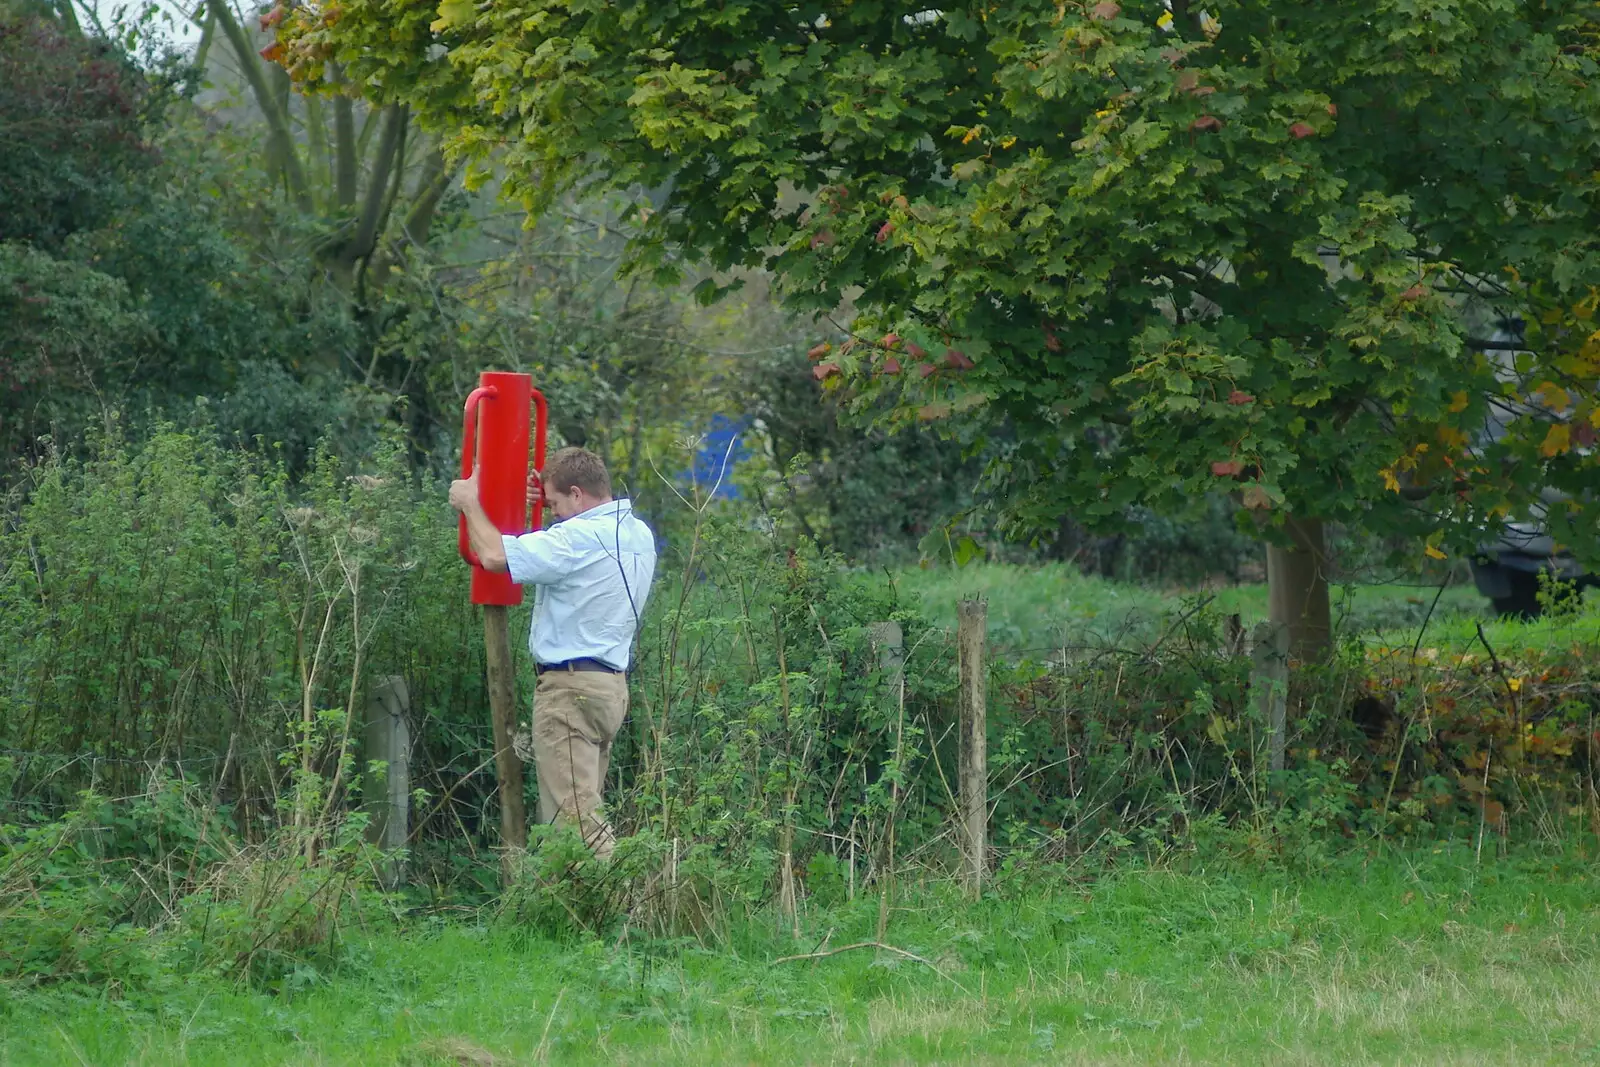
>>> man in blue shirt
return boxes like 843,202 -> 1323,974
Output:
450,447 -> 656,859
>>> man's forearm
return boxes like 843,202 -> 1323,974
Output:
463,503 -> 509,572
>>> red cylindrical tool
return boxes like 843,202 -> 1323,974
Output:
458,371 -> 547,605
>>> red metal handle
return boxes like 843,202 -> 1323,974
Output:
527,388 -> 549,532
458,384 -> 497,565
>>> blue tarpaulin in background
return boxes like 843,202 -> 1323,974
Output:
685,414 -> 749,500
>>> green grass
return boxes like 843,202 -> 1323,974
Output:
898,562 -> 1600,660
6,843 -> 1600,1064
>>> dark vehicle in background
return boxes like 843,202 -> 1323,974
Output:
1469,508 -> 1596,617
1466,319 -> 1596,617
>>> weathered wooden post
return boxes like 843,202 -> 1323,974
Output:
482,605 -> 528,870
1250,621 -> 1291,772
363,674 -> 410,889
957,599 -> 987,897
871,620 -> 905,937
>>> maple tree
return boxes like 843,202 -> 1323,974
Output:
280,0 -> 1600,656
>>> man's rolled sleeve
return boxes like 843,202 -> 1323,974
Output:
502,528 -> 576,587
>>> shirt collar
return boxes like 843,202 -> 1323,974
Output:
562,498 -> 631,524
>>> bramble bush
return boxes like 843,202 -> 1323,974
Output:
0,775 -> 382,993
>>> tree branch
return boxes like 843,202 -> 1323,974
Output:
212,0 -> 312,213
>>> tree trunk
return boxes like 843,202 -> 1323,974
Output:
1266,516 -> 1331,662
332,75 -> 358,209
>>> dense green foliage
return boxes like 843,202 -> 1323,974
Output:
284,0 -> 1600,568
0,10 -> 158,249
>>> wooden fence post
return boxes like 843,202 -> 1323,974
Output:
363,674 -> 410,890
870,621 -> 905,938
957,599 -> 987,898
482,604 -> 527,881
1250,620 -> 1291,773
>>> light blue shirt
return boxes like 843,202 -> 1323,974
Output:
500,499 -> 656,670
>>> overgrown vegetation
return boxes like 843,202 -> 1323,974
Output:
5,424 -> 1600,1004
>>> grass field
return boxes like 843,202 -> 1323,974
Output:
4,842 -> 1598,1065
897,562 -> 1600,659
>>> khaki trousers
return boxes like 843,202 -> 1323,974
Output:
532,669 -> 628,859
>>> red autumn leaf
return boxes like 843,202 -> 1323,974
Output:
917,362 -> 937,378
1399,284 -> 1428,302
1289,122 -> 1316,139
881,333 -> 901,349
1227,389 -> 1254,405
1159,47 -> 1185,64
1326,102 -> 1338,117
1190,114 -> 1222,132
905,341 -> 927,359
1573,422 -> 1597,448
876,221 -> 895,243
882,357 -> 902,375
1091,1 -> 1120,19
1044,329 -> 1061,353
812,362 -> 840,381
810,230 -> 835,249
807,342 -> 831,361
945,348 -> 974,370
260,6 -> 284,30
259,42 -> 284,63
1212,460 -> 1244,477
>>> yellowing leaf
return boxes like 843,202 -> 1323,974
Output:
1509,677 -> 1523,692
999,135 -> 1017,149
1156,10 -> 1175,29
1206,714 -> 1229,745
1540,422 -> 1571,457
1448,390 -> 1470,413
1381,467 -> 1401,492
1425,544 -> 1447,560
1539,382 -> 1571,410
431,0 -> 474,30
961,126 -> 982,145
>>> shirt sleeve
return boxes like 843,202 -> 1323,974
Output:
501,527 -> 579,587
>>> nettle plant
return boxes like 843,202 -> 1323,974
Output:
280,0 -> 1600,653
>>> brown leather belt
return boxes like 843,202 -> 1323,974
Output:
536,657 -> 622,676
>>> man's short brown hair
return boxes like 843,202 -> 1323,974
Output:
543,447 -> 611,498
